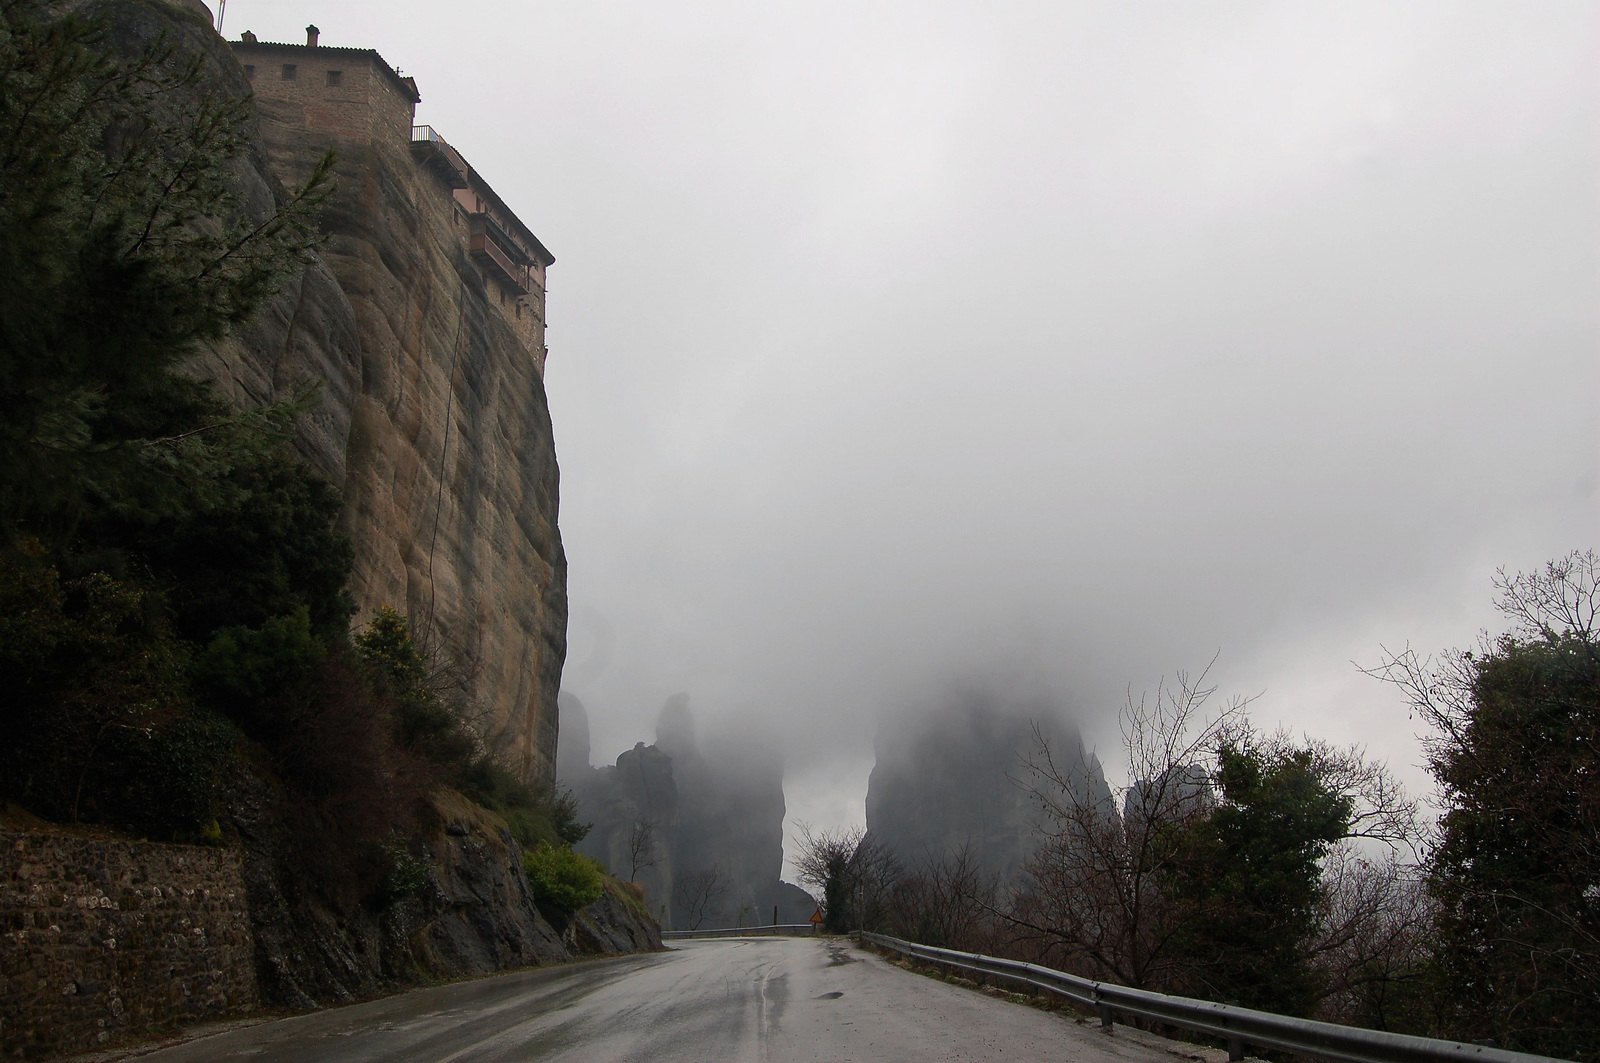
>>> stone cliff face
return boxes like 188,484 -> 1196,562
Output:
234,784 -> 659,1009
75,0 -> 630,1012
866,688 -> 1112,883
177,1 -> 565,783
560,694 -> 816,929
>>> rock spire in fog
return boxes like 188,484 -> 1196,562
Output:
865,685 -> 1111,882
558,693 -> 813,928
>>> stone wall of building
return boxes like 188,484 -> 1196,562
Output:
0,832 -> 258,1060
236,41 -> 418,162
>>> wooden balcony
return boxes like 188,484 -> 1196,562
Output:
468,215 -> 532,294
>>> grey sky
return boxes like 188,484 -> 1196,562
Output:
218,1 -> 1597,862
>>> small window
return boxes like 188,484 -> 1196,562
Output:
243,64 -> 255,80
281,64 -> 297,80
326,70 -> 341,87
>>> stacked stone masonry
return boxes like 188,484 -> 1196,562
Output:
0,832 -> 257,1060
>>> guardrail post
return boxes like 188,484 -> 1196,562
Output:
1228,1038 -> 1244,1062
1099,1004 -> 1114,1029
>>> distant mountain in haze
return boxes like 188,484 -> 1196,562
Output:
558,693 -> 814,929
865,687 -> 1111,882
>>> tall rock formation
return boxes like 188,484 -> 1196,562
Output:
77,0 -> 613,1008
208,14 -> 565,782
560,694 -> 815,928
865,687 -> 1112,883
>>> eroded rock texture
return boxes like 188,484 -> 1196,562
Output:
71,0 -> 622,1010
560,694 -> 816,930
114,0 -> 566,785
865,688 -> 1112,883
232,780 -> 657,1009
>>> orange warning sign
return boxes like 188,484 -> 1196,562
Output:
810,907 -> 824,925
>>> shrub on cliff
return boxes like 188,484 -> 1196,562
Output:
0,0 -> 331,542
0,0 -> 567,909
0,539 -> 234,832
462,758 -> 591,851
523,844 -> 605,911
357,606 -> 592,851
0,0 -> 345,840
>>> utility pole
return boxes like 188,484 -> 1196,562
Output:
216,0 -> 225,32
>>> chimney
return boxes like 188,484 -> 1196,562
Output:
240,30 -> 256,43
306,24 -> 319,47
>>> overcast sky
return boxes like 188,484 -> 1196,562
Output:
218,1 -> 1597,868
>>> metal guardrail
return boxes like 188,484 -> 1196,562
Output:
662,923 -> 817,940
860,933 -> 1563,1063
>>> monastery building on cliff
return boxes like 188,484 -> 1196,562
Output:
232,25 -> 554,375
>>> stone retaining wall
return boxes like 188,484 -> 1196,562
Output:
0,832 -> 257,1060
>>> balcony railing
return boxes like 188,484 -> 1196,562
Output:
409,125 -> 468,188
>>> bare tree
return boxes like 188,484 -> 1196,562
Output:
1308,846 -> 1436,1028
1008,662 -> 1246,988
1493,548 -> 1600,646
1301,738 -> 1423,853
673,865 -> 728,931
626,816 -> 657,883
887,844 -> 1001,951
1365,548 -> 1600,753
1364,550 -> 1600,1053
793,823 -> 902,933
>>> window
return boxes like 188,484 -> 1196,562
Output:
281,64 -> 297,80
326,70 -> 341,86
243,64 -> 255,80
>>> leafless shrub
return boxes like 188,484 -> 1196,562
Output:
886,844 -> 1002,951
276,656 -> 435,909
1008,661 -> 1245,987
626,816 -> 657,883
673,865 -> 728,930
1008,659 -> 1421,1001
1309,845 -> 1436,1027
793,823 -> 903,932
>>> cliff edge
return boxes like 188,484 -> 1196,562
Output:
62,0 -> 619,1016
127,0 -> 567,786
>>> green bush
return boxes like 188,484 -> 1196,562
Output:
374,843 -> 432,907
523,844 -> 604,910
462,756 -> 591,851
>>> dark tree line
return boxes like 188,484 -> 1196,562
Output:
1372,551 -> 1600,1059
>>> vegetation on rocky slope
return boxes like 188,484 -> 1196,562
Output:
0,0 -> 583,912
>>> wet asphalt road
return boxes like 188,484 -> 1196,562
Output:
134,938 -> 1189,1062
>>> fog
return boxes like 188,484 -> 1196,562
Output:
219,1 -> 1598,872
